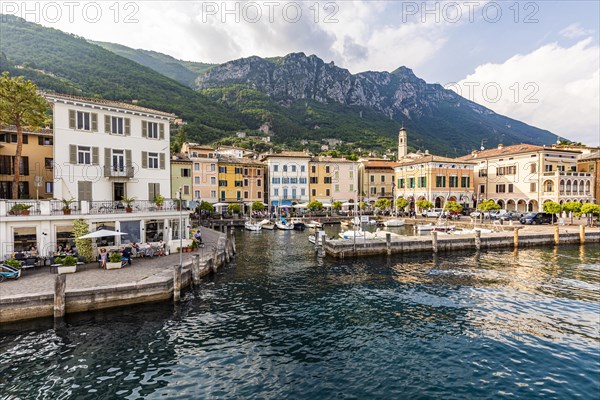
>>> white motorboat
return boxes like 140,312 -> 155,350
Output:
338,229 -> 374,240
258,219 -> 275,230
305,220 -> 323,229
245,221 -> 262,231
383,219 -> 405,227
371,229 -> 402,239
415,223 -> 434,232
276,217 -> 294,230
308,230 -> 327,245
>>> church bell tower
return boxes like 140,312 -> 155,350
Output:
398,126 -> 407,159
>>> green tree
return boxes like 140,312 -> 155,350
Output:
228,203 -> 242,215
444,200 -> 463,214
251,201 -> 265,212
396,197 -> 408,212
543,201 -> 562,224
416,199 -> 433,212
581,203 -> 600,226
358,201 -> 367,210
562,201 -> 582,225
477,200 -> 500,222
307,200 -> 323,211
332,200 -> 343,213
72,219 -> 93,262
198,201 -> 215,213
374,198 -> 391,212
0,72 -> 48,199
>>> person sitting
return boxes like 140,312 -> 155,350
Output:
122,246 -> 132,265
157,240 -> 166,256
64,244 -> 74,255
193,230 -> 203,246
29,245 -> 39,257
144,242 -> 154,258
54,245 -> 64,256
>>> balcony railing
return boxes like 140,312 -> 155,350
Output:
2,199 -> 181,217
543,171 -> 592,178
5,200 -> 41,216
103,165 -> 134,178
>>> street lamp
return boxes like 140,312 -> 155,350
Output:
178,187 -> 183,270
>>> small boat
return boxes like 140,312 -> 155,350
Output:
258,219 -> 275,230
245,221 -> 262,231
340,220 -> 351,228
338,229 -> 374,240
415,223 -> 434,232
276,217 -> 294,230
290,218 -> 305,231
371,229 -> 402,239
305,220 -> 323,229
383,219 -> 405,227
308,231 -> 327,245
432,225 -> 455,232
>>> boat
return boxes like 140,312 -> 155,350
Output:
258,219 -> 275,230
383,219 -> 405,227
308,230 -> 327,245
305,220 -> 323,229
432,225 -> 455,232
244,221 -> 262,231
439,227 -> 492,235
371,229 -> 402,239
338,229 -> 374,240
289,218 -> 305,231
275,217 -> 294,230
415,223 -> 434,232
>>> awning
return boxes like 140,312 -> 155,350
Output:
272,200 -> 293,207
78,229 -> 127,239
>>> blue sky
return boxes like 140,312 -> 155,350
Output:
6,0 -> 598,145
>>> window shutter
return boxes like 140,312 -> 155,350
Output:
155,183 -> 160,198
78,181 -> 92,201
142,121 -> 147,138
38,136 -> 43,145
92,147 -> 99,165
159,153 -> 165,169
104,115 -> 111,133
148,183 -> 155,201
125,150 -> 132,167
91,113 -> 98,132
104,148 -> 111,170
142,151 -> 148,169
159,123 -> 165,140
124,118 -> 131,136
69,110 -> 76,129
70,145 -> 77,164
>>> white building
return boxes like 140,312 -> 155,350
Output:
46,93 -> 174,202
262,152 -> 311,207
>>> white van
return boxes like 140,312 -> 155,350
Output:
422,208 -> 444,218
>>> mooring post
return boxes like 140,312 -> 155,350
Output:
314,232 -> 319,251
207,257 -> 215,274
191,254 -> 200,286
554,225 -> 560,246
513,228 -> 519,248
475,229 -> 481,251
231,229 -> 236,254
431,231 -> 438,253
173,264 -> 182,302
53,274 -> 66,319
386,233 -> 392,255
579,225 -> 585,244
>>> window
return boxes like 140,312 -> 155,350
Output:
274,165 -> 279,172
45,181 -> 53,193
370,175 -> 375,183
195,177 -> 200,184
211,177 -> 216,185
301,166 -> 305,173
244,191 -> 249,199
508,184 -> 514,193
147,122 -> 159,139
479,184 -> 485,194
257,169 -> 262,175
77,111 -> 91,131
291,165 -> 297,172
38,136 -> 53,146
290,178 -> 298,184
194,163 -> 200,171
283,165 -> 288,172
219,180 -> 228,186
182,168 -> 191,177
326,189 -> 330,196
274,188 -> 279,196
235,167 -> 242,174
349,184 -> 354,191
183,186 -> 190,195
349,170 -> 354,178
381,175 -> 385,182
299,178 -> 307,184
282,178 -> 290,184
45,158 -> 53,169
312,189 -> 316,196
409,177 -> 415,188
310,177 -> 318,184
257,179 -> 261,186
478,169 -> 487,177
399,178 -> 405,188
335,184 -> 340,192
283,188 -> 288,199
258,192 -> 262,198
194,190 -> 200,198
220,190 -> 226,200
435,176 -> 446,188
111,116 -> 124,135
461,176 -> 470,188
244,168 -> 248,175
78,146 -> 91,165
325,166 -> 330,173
311,165 -> 316,173
419,176 -> 426,188
210,190 -> 217,198
219,166 -> 227,173
148,153 -> 159,169
497,166 -> 516,176
496,184 -> 506,193
235,180 -> 243,187
370,187 -> 376,195
449,176 -> 458,188
324,177 -> 332,184
112,149 -> 125,171
210,164 -> 216,172
545,164 -> 553,172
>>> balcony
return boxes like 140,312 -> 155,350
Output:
2,199 -> 181,217
104,165 -> 134,178
543,171 -> 592,178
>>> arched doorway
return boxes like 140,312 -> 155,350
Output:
497,199 -> 505,209
517,200 -> 527,212
506,199 -> 516,211
434,196 -> 444,208
543,180 -> 554,193
528,200 -> 538,212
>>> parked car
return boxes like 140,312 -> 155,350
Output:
520,212 -> 554,225
422,208 -> 443,218
490,209 -> 508,219
469,211 -> 490,218
499,212 -> 524,221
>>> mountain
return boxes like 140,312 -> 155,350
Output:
0,15 -> 246,144
196,53 -> 558,155
91,41 -> 215,87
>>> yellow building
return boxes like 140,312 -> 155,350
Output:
217,155 -> 264,210
0,125 -> 54,199
358,158 -> 398,203
395,155 -> 476,211
309,157 -> 333,202
170,155 -> 193,204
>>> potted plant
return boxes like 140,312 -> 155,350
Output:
153,194 -> 165,209
10,203 -> 32,216
190,240 -> 198,252
61,198 -> 76,215
5,258 -> 22,269
106,252 -> 123,270
55,255 -> 77,274
174,198 -> 183,211
122,197 -> 135,213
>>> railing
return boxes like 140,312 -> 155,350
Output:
2,199 -> 181,217
5,200 -> 41,216
50,200 -> 81,216
543,171 -> 592,178
88,200 -> 178,215
103,165 -> 134,178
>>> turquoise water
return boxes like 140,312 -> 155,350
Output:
1,228 -> 599,399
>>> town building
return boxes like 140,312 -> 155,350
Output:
309,156 -> 358,204
577,151 -> 600,204
458,144 -> 595,211
170,155 -> 193,205
181,143 -> 219,204
0,125 -> 54,199
216,155 -> 264,211
262,151 -> 311,208
358,158 -> 398,203
394,155 -> 476,211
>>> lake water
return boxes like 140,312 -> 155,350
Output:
1,227 -> 599,399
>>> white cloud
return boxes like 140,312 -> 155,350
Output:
455,38 -> 600,146
560,23 -> 595,39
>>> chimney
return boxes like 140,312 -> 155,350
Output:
424,150 -> 429,155
498,144 -> 503,150
471,150 -> 478,158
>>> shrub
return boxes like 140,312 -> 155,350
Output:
73,219 -> 93,262
109,252 -> 122,263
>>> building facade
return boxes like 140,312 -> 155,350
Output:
395,155 -> 476,211
181,143 -> 219,204
309,156 -> 358,203
170,156 -> 193,204
0,125 -> 54,199
459,144 -> 595,211
577,151 -> 599,204
263,152 -> 311,207
358,159 -> 398,203
217,155 -> 264,209
46,93 -> 174,203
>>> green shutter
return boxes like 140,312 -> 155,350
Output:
142,151 -> 148,168
159,123 -> 165,140
159,153 -> 165,169
91,113 -> 98,132
69,145 -> 77,164
142,121 -> 147,138
104,148 -> 111,173
104,115 -> 111,133
69,110 -> 76,129
124,118 -> 131,136
92,147 -> 99,165
148,183 -> 155,201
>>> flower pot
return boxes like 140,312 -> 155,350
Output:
125,207 -> 133,213
57,265 -> 76,274
63,209 -> 71,215
19,210 -> 31,216
106,262 -> 122,270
